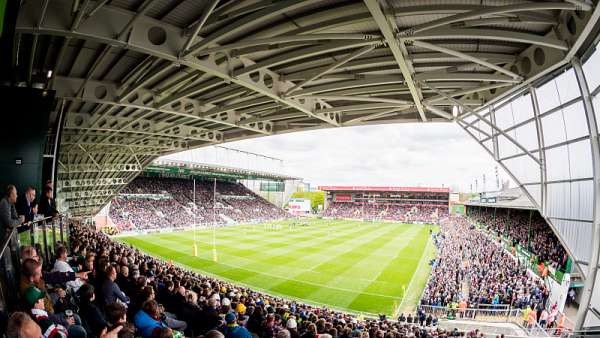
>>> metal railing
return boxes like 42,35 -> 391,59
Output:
420,304 -> 523,324
18,215 -> 69,260
0,215 -> 69,312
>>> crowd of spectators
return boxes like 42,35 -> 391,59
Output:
6,222 -> 483,338
322,203 -> 448,223
466,207 -> 568,271
422,216 -> 549,311
109,178 -> 288,231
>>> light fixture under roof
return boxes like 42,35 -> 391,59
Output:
452,105 -> 459,118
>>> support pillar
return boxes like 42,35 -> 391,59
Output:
572,57 -> 600,330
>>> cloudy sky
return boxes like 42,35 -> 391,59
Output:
162,122 -> 513,192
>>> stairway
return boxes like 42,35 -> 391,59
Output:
461,279 -> 470,301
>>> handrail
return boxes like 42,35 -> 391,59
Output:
0,215 -> 53,258
0,226 -> 17,259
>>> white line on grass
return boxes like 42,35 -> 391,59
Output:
124,224 -> 410,299
393,229 -> 435,317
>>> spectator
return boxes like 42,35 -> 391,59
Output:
16,186 -> 37,223
39,187 -> 58,218
77,284 -> 107,338
101,265 -> 130,308
53,246 -> 84,292
24,285 -> 85,338
222,312 -> 252,338
134,300 -> 168,338
6,311 -> 43,338
1,185 -> 25,239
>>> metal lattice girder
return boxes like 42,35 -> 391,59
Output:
58,178 -> 127,190
16,1 -> 342,127
62,189 -> 117,200
52,77 -> 270,137
58,163 -> 142,174
363,0 -> 427,122
66,197 -> 114,208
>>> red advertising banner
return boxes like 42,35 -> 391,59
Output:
334,193 -> 353,202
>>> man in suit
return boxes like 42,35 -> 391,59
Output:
0,185 -> 24,239
39,187 -> 58,218
16,186 -> 37,222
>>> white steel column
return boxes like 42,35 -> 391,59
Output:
572,57 -> 600,330
529,86 -> 548,216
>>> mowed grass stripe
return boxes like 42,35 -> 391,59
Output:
267,224 -> 415,308
118,220 -> 434,315
149,222 -> 361,269
297,226 -> 423,311
348,226 -> 433,313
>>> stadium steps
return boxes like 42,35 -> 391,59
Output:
461,279 -> 470,300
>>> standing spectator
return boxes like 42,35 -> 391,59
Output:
1,185 -> 24,238
16,186 -> 37,223
39,187 -> 58,218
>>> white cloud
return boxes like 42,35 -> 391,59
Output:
162,122 -> 513,192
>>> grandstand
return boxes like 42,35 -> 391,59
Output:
2,1 -> 600,338
103,158 -> 296,232
321,186 -> 450,223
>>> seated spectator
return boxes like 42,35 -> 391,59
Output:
21,245 -> 89,285
101,266 -> 130,308
53,246 -> 84,292
6,311 -> 43,338
20,258 -> 54,314
222,312 -> 252,338
24,285 -> 85,338
78,284 -> 107,338
134,300 -> 168,338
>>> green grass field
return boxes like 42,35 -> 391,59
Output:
118,219 -> 437,316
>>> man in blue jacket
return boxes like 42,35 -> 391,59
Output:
222,312 -> 251,338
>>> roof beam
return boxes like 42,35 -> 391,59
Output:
406,2 -> 584,34
409,28 -> 569,51
181,0 -> 220,55
421,81 -> 541,166
285,45 -> 376,96
411,41 -> 522,80
363,0 -> 427,122
184,0 -> 324,56
416,72 -> 521,83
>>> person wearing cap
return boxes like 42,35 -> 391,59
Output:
222,312 -> 251,338
24,286 -> 86,338
286,318 -> 299,338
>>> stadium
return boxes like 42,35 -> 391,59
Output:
0,1 -> 599,338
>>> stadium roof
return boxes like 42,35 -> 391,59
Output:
463,187 -> 536,210
319,186 -> 450,193
7,1 -> 600,229
145,159 -> 299,181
